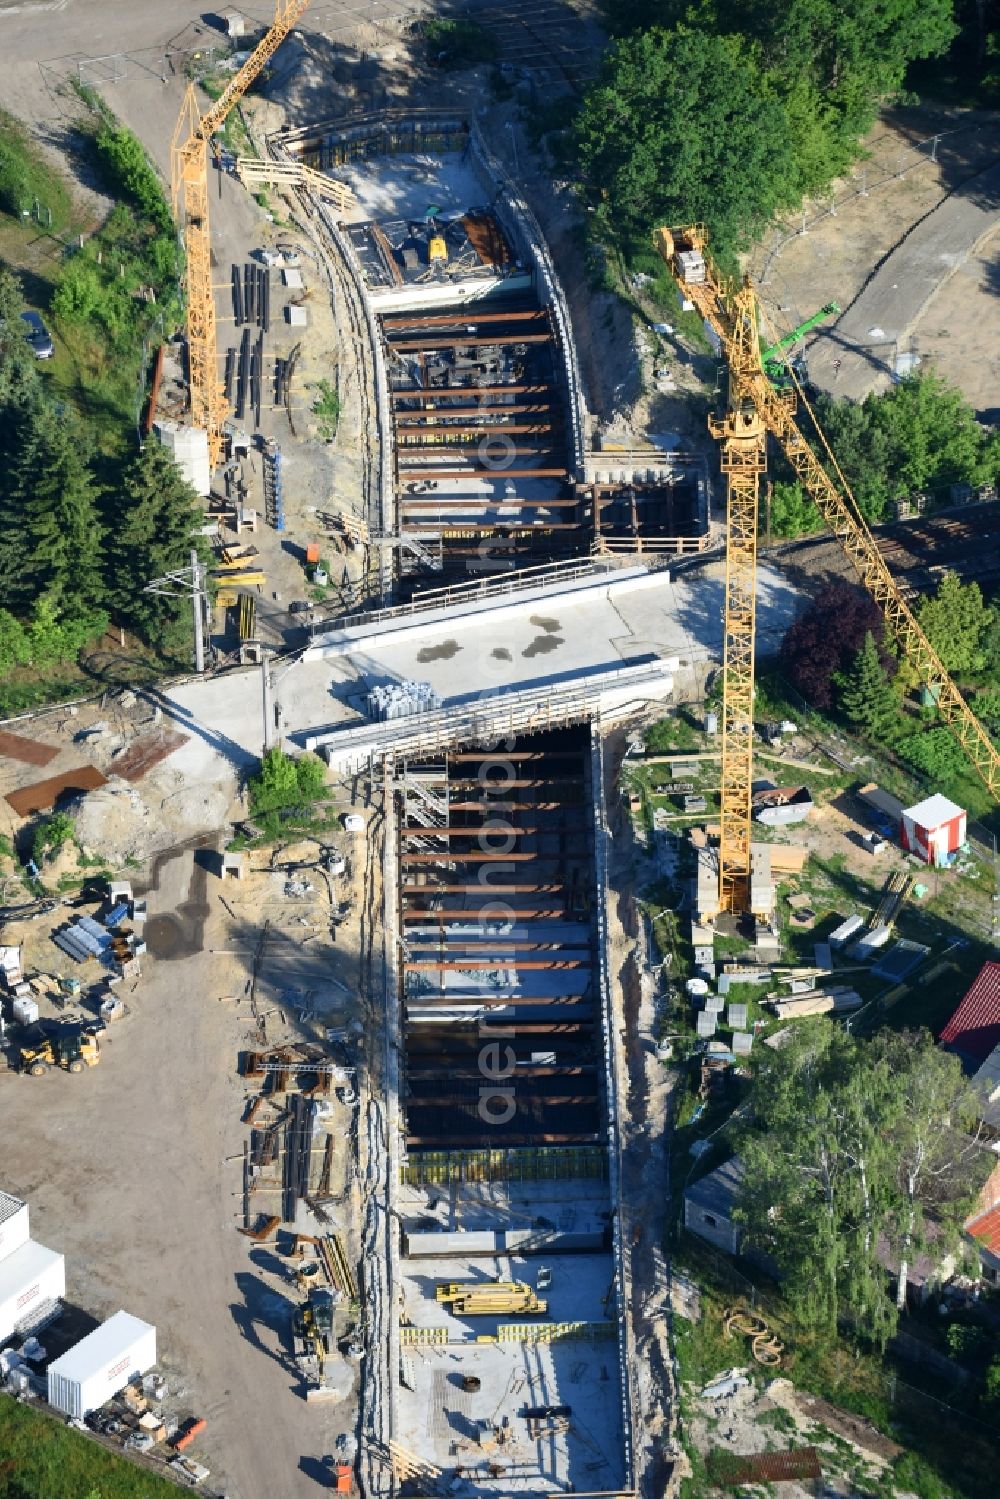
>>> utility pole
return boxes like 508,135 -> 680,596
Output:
191,548 -> 205,674
144,555 -> 209,673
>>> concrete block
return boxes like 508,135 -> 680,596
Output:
222,852 -> 246,880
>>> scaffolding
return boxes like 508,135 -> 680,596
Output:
399,1145 -> 608,1186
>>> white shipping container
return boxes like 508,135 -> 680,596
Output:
0,1193 -> 29,1265
47,1311 -> 156,1418
0,1241 -> 65,1342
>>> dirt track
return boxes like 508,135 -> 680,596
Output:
751,109 -> 1000,415
1,842 -> 363,1497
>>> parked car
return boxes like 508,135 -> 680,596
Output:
21,310 -> 54,359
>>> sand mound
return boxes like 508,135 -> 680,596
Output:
69,777 -> 154,865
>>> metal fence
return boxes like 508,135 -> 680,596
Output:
755,122 -> 999,288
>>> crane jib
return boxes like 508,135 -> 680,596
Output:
653,224 -> 999,909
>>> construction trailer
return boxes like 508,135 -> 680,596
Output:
0,1240 -> 66,1343
0,1192 -> 30,1263
47,1311 -> 157,1418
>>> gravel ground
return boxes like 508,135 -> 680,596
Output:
1,830 -> 369,1498
749,108 -> 1000,411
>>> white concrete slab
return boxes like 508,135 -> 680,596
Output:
340,152 -> 490,226
397,1250 -> 624,1494
396,1336 -> 625,1493
159,562 -> 803,779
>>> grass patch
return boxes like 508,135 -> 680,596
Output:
0,110 -> 72,231
642,711 -> 705,754
0,96 -> 182,461
0,1395 -> 181,1498
311,377 -> 340,441
0,626 -> 186,719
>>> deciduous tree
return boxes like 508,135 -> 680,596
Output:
737,1020 -> 991,1347
575,27 -> 796,256
917,572 -> 994,677
779,581 -> 884,710
816,375 -> 999,522
868,1030 -> 984,1310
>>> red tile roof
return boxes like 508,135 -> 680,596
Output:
967,1203 -> 1000,1256
939,962 -> 1000,1065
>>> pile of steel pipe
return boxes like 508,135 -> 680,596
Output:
233,261 -> 270,331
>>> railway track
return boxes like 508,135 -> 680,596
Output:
770,500 -> 1000,593
481,0 -> 603,91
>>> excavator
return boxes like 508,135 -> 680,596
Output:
760,302 -> 840,389
20,1022 -> 100,1076
654,224 -> 999,914
292,1286 -> 335,1381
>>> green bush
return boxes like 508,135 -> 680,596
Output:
32,811 -> 76,863
890,1450 -> 955,1499
93,121 -> 171,231
425,19 -> 493,68
312,379 -> 340,439
249,748 -> 328,814
896,727 -> 971,782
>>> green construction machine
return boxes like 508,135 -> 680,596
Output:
760,301 -> 840,389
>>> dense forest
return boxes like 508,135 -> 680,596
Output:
0,103 -> 204,713
577,0 -> 993,257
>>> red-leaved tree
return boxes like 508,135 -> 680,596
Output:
779,581 -> 886,710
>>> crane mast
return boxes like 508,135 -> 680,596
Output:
653,228 -> 770,912
171,0 -> 313,469
655,226 -> 1000,918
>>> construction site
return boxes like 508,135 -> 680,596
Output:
3,3 -> 1000,1499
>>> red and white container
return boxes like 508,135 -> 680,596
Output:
900,793 -> 967,866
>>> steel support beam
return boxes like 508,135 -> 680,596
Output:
386,333 -> 553,351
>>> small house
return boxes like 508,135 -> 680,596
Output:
900,793 -> 966,867
940,962 -> 1000,1071
966,1201 -> 1000,1288
970,1043 -> 1000,1130
964,1156 -> 1000,1287
683,1156 -> 745,1254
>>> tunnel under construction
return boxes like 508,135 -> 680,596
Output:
386,724 -> 635,1495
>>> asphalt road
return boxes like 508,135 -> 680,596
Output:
806,156 -> 1000,401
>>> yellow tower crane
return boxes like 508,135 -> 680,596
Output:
655,225 -> 1000,916
171,0 -> 313,470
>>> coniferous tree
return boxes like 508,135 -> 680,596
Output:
836,630 -> 900,741
0,389 -> 104,615
105,441 -> 206,650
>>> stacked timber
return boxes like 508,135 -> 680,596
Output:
768,988 -> 863,1020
